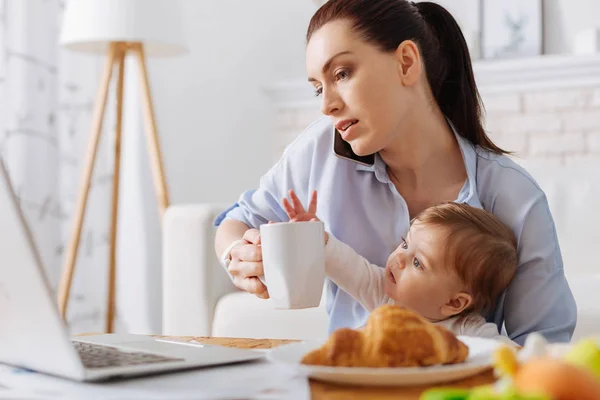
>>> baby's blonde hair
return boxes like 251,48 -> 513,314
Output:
413,202 -> 518,316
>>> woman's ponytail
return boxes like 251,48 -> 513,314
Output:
415,2 -> 505,154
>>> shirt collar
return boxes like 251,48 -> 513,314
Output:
356,152 -> 388,182
354,119 -> 479,203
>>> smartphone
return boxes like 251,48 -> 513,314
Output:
333,129 -> 375,167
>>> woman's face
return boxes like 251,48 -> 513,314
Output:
306,19 -> 422,156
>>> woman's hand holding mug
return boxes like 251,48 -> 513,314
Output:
227,189 -> 325,301
227,228 -> 270,299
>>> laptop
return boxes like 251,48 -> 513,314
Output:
0,159 -> 263,381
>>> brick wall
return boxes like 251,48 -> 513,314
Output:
484,87 -> 600,167
274,87 -> 600,168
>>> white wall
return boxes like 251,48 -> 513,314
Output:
543,0 -> 600,54
149,0 -> 318,205
433,0 -> 600,56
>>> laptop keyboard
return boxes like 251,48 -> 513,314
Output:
72,341 -> 184,369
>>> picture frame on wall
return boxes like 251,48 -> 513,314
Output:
480,0 -> 544,60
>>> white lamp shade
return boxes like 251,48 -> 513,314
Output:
60,0 -> 188,57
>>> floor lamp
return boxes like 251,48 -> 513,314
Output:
57,0 -> 187,333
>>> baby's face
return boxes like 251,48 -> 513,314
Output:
384,222 -> 463,321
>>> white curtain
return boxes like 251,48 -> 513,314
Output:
0,0 -> 161,335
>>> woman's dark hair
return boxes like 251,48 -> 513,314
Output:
307,0 -> 507,155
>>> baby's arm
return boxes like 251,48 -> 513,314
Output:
325,235 -> 389,311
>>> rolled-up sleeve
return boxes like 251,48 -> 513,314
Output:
491,182 -> 577,345
214,183 -> 289,229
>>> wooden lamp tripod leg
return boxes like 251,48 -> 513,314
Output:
58,41 -> 170,332
57,43 -> 119,320
132,43 -> 170,218
106,45 -> 126,333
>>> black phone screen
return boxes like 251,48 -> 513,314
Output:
333,129 -> 375,166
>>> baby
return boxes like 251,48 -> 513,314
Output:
281,190 -> 518,343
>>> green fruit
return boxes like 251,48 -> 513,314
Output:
419,386 -> 552,400
468,386 -> 551,400
564,337 -> 600,379
419,388 -> 470,400
467,386 -> 501,399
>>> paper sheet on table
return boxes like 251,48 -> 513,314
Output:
0,358 -> 310,400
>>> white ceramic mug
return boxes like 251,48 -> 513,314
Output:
258,221 -> 325,309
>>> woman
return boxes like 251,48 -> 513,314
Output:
214,0 -> 576,346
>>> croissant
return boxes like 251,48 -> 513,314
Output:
301,304 -> 469,368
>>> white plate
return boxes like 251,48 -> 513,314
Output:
267,336 -> 502,387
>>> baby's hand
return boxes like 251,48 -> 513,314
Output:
282,190 -> 329,244
282,190 -> 320,222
